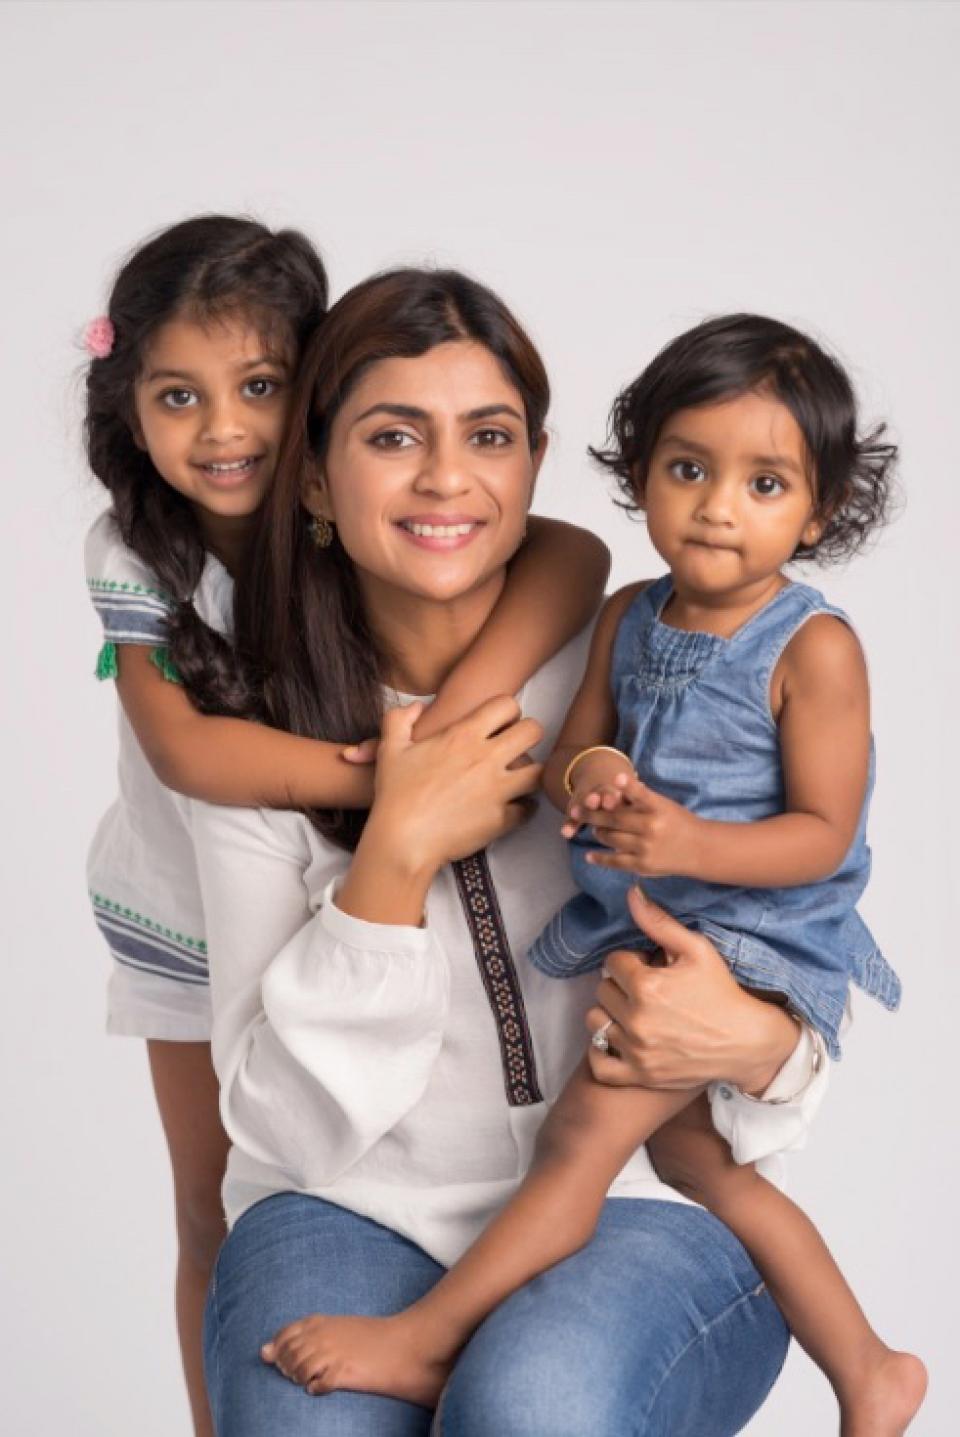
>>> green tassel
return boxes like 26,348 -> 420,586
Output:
95,641 -> 118,680
149,646 -> 183,685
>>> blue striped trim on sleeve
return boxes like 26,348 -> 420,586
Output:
88,581 -> 175,646
90,895 -> 209,987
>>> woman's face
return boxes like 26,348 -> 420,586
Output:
312,340 -> 545,615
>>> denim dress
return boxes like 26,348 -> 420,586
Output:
529,577 -> 901,1057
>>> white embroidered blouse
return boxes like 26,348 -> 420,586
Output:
190,625 -> 827,1270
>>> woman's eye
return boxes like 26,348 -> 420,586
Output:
371,430 -> 416,450
751,474 -> 785,497
670,460 -> 706,483
161,388 -> 198,410
471,428 -> 512,449
244,377 -> 280,399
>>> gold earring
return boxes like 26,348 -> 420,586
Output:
310,515 -> 334,549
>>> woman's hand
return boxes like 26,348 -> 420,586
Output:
335,698 -> 543,926
585,887 -> 800,1095
372,697 -> 543,866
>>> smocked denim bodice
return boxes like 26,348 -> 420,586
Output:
529,577 -> 901,1056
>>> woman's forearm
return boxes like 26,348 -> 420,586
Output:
334,814 -> 435,927
729,1000 -> 802,1096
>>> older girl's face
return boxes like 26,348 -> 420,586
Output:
311,340 -> 545,611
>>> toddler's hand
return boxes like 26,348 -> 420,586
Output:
561,748 -> 635,838
584,774 -> 701,878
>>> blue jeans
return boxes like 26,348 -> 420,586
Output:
204,1194 -> 788,1436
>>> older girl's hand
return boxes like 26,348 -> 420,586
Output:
585,887 -> 799,1095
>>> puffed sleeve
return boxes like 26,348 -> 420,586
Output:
84,509 -> 176,657
190,800 -> 451,1187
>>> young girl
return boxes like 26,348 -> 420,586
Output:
263,314 -> 928,1435
82,216 -> 610,1437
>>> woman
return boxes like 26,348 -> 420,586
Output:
194,269 -> 826,1436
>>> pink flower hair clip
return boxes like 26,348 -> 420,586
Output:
83,315 -> 115,360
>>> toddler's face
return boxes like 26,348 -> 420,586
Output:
132,312 -> 293,545
639,389 -> 822,599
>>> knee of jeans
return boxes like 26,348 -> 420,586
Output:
440,1326 -> 624,1437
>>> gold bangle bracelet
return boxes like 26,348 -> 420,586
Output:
562,745 -> 634,796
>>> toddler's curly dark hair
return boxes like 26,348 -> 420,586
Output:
590,313 -> 897,563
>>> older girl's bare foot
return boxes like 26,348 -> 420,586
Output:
839,1348 -> 928,1436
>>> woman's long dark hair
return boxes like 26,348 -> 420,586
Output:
591,313 -> 897,563
84,214 -> 329,711
236,267 -> 551,850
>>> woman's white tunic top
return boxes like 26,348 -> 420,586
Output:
191,627 -> 826,1270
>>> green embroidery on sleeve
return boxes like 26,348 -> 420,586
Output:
149,646 -> 183,685
95,641 -> 118,680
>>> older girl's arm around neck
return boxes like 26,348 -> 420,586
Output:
116,645 -> 375,810
415,518 -> 610,738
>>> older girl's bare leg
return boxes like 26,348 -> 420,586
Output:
148,1040 -> 231,1437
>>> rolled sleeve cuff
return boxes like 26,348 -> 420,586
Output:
322,878 -> 431,954
709,1023 -> 830,1167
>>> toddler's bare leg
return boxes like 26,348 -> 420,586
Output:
264,1063 -> 697,1405
647,1099 -> 927,1436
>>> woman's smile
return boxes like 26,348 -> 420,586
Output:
395,513 -> 488,548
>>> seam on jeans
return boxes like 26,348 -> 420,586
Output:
637,1281 -> 768,1435
208,1254 -> 223,1423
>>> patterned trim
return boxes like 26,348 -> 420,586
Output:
88,579 -> 174,646
452,852 -> 543,1107
87,578 -> 173,604
89,893 -> 209,986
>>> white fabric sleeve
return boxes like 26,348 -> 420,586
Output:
708,1023 -> 830,1166
190,800 -> 450,1186
84,508 -> 175,646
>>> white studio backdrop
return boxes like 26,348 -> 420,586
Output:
3,2 -> 957,1432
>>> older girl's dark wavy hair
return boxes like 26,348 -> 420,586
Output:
84,214 -> 329,710
591,313 -> 897,563
237,266 -> 550,850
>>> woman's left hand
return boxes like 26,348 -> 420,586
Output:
585,887 -> 799,1095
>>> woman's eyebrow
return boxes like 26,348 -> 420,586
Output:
352,402 -> 525,425
353,403 -> 429,424
463,404 -> 525,423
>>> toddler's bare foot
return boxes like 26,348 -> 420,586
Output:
839,1347 -> 928,1436
262,1312 -> 453,1409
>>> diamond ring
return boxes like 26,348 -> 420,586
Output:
591,1019 -> 614,1053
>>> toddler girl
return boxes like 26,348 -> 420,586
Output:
82,215 -> 609,1436
265,314 -> 927,1436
